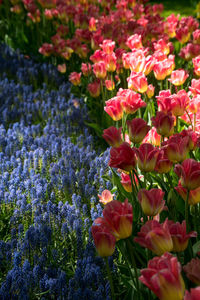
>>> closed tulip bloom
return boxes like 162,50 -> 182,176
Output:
127,118 -> 150,143
104,53 -> 117,72
152,111 -> 175,137
69,72 -> 81,86
176,26 -> 191,44
138,188 -> 165,216
189,95 -> 200,114
170,90 -> 190,117
91,222 -> 116,257
117,89 -> 146,114
105,79 -> 115,91
184,288 -> 200,300
184,258 -> 200,285
168,69 -> 189,86
104,97 -> 123,121
140,252 -> 185,300
180,130 -> 198,151
93,61 -> 107,79
134,219 -> 173,256
156,90 -> 172,113
166,220 -> 197,252
153,38 -> 170,55
174,158 -> 200,190
120,172 -> 132,192
175,182 -> 200,205
134,143 -> 160,172
146,84 -> 155,98
163,135 -> 190,163
109,142 -> 136,172
127,72 -> 148,94
102,126 -> 122,147
103,199 -> 133,240
88,80 -> 101,97
126,34 -> 143,50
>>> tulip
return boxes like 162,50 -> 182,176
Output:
193,29 -> 200,44
127,50 -> 145,73
170,90 -> 190,117
100,39 -> 115,54
91,222 -> 116,257
163,135 -> 190,163
138,188 -> 165,216
156,90 -> 172,113
183,258 -> 200,285
102,127 -> 122,147
146,84 -> 155,98
102,199 -> 133,240
69,72 -> 81,86
87,80 -> 100,98
189,95 -> 200,114
168,69 -> 189,86
167,220 -> 197,252
93,61 -> 107,79
155,150 -> 173,173
175,182 -> 200,205
57,63 -> 66,73
109,142 -> 136,172
193,55 -> 200,76
153,56 -> 175,80
176,26 -> 191,44
90,49 -> 105,63
120,172 -> 132,193
104,53 -> 117,72
189,79 -> 200,96
143,56 -> 155,76
98,190 -> 115,205
117,89 -> 146,114
134,219 -> 173,256
153,38 -> 170,55
184,288 -> 200,300
134,143 -> 160,172
126,34 -> 143,50
105,80 -> 115,91
174,158 -> 200,190
127,72 -> 148,94
81,63 -> 92,76
140,252 -> 185,300
143,127 -> 161,147
104,97 -> 123,121
127,118 -> 150,144
180,130 -> 198,151
152,111 -> 175,137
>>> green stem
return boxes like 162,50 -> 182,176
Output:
127,240 -> 141,300
176,116 -> 179,133
194,204 -> 198,234
105,257 -> 115,300
185,189 -> 190,232
117,242 -> 136,286
122,113 -> 127,141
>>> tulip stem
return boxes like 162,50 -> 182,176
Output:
122,113 -> 127,141
176,116 -> 179,133
105,257 -> 115,300
194,204 -> 198,234
127,239 -> 141,300
117,242 -> 136,287
185,189 -> 190,232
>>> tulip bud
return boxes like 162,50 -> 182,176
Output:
127,118 -> 150,144
138,188 -> 165,216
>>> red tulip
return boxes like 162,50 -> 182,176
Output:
100,199 -> 133,240
91,222 -> 116,257
117,89 -> 146,114
184,288 -> 200,300
167,220 -> 197,252
138,188 -> 165,216
134,219 -> 173,255
140,252 -> 185,300
134,143 -> 160,172
152,111 -> 174,137
102,126 -> 122,147
174,158 -> 200,190
183,258 -> 200,285
109,142 -> 136,172
104,97 -> 123,121
127,118 -> 150,144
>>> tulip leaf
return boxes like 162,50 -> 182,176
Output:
193,240 -> 200,256
84,121 -> 102,137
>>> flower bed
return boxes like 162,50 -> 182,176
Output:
1,0 -> 200,299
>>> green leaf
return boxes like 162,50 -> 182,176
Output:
84,121 -> 102,137
193,240 -> 200,256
